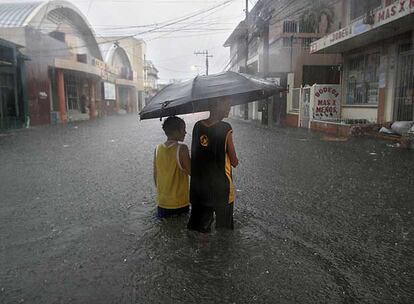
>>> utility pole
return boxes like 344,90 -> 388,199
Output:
244,0 -> 248,72
194,50 -> 213,75
243,0 -> 249,120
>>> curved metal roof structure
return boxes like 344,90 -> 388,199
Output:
0,2 -> 42,27
0,1 -> 102,59
99,42 -> 132,69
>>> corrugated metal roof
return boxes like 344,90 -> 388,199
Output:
0,2 -> 43,28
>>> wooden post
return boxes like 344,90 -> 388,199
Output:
56,69 -> 67,123
115,85 -> 120,112
88,79 -> 96,119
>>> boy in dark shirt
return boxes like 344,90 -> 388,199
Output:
187,97 -> 238,232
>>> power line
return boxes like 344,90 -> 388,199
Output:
221,0 -> 317,72
29,0 -> 236,54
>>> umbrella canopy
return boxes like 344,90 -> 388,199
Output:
139,71 -> 281,120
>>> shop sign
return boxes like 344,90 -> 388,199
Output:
377,0 -> 414,24
92,58 -> 119,79
310,26 -> 352,53
103,82 -> 116,100
329,26 -> 352,44
311,0 -> 414,54
313,85 -> 341,121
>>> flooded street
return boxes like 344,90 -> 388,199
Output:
0,114 -> 413,304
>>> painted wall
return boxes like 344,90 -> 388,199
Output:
23,28 -> 70,125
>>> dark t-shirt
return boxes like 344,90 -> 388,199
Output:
190,120 -> 232,207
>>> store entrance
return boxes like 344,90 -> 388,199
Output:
0,70 -> 19,129
395,44 -> 414,121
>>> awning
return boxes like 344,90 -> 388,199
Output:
53,58 -> 102,77
311,1 -> 414,54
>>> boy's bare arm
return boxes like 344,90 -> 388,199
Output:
179,144 -> 191,175
227,132 -> 239,167
153,148 -> 157,186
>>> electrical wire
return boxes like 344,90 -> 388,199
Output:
28,0 -> 237,54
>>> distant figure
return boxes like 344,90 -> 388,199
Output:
154,116 -> 191,218
188,97 -> 239,232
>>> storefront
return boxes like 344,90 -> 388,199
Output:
100,42 -> 137,114
311,0 -> 414,123
0,1 -> 104,125
0,38 -> 28,130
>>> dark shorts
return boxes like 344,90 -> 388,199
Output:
157,205 -> 189,218
187,202 -> 234,233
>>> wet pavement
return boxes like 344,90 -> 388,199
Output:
0,114 -> 413,304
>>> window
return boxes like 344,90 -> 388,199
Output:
64,74 -> 79,111
283,20 -> 297,33
346,52 -> 380,105
350,0 -> 382,20
49,31 -> 65,43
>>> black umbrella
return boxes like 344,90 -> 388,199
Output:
139,71 -> 281,120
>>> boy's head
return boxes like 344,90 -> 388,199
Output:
208,96 -> 232,119
162,116 -> 186,141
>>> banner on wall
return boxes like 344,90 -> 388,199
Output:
312,85 -> 341,121
103,82 -> 116,100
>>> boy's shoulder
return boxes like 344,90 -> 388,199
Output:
178,142 -> 189,149
219,121 -> 232,131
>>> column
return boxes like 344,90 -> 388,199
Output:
127,87 -> 132,113
88,79 -> 96,119
56,69 -> 67,123
115,86 -> 120,112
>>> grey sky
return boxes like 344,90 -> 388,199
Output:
2,0 -> 255,82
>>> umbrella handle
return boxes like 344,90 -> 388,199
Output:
160,101 -> 171,121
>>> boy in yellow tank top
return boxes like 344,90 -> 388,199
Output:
153,116 -> 191,218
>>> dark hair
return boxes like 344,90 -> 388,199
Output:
162,116 -> 185,136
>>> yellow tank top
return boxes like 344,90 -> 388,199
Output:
155,143 -> 189,209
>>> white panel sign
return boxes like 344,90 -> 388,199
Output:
312,85 -> 341,121
104,82 -> 116,100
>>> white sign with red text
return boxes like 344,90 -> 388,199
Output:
310,0 -> 414,53
312,85 -> 341,121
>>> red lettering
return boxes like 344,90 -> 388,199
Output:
399,0 -> 406,12
391,5 -> 397,16
378,10 -> 385,21
410,0 -> 414,8
386,8 -> 391,18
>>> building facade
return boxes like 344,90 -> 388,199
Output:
144,60 -> 159,104
97,36 -> 147,112
99,42 -> 138,114
0,1 -> 105,125
0,1 -> 151,127
311,0 -> 414,124
224,0 -> 343,126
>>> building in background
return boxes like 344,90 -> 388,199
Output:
0,0 -> 104,125
311,0 -> 414,124
224,0 -> 343,127
98,37 -> 146,112
99,42 -> 138,115
144,60 -> 159,104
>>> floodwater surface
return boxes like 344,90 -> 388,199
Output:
0,115 -> 413,303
